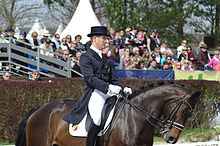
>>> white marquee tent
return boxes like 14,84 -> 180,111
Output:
60,0 -> 101,44
27,18 -> 43,39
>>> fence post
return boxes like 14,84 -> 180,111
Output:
37,47 -> 40,71
67,56 -> 71,78
8,37 -> 12,72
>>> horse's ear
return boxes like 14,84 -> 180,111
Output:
190,91 -> 203,103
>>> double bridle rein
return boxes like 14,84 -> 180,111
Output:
123,91 -> 193,133
101,90 -> 193,145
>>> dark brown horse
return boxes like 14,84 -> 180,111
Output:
15,82 -> 202,146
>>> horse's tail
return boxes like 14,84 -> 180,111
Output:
15,105 -> 41,146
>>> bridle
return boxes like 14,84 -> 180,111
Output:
101,90 -> 193,145
122,91 -> 193,134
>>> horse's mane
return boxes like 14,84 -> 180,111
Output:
127,81 -> 188,100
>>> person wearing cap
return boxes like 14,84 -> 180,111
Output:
39,38 -> 54,58
197,44 -> 211,68
147,29 -> 161,54
63,26 -> 132,146
4,26 -> 17,44
40,29 -> 51,44
160,40 -> 173,56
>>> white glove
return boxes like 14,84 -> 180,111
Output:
108,84 -> 122,94
123,87 -> 132,95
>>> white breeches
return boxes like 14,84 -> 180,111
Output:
88,89 -> 115,126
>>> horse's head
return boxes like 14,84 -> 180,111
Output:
160,90 -> 202,144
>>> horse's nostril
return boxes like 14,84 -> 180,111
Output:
168,136 -> 175,143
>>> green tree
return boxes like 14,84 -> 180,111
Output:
192,0 -> 220,47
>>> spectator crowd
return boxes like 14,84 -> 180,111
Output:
0,26 -> 220,78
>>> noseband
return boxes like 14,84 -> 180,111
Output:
122,91 -> 193,133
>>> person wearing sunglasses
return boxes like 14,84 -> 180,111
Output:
2,72 -> 11,80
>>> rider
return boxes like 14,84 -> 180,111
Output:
63,26 -> 132,146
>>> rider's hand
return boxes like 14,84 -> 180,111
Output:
108,84 -> 122,94
123,87 -> 132,95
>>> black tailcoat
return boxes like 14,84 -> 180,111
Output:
63,48 -> 125,124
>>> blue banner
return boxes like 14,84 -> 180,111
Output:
116,69 -> 174,80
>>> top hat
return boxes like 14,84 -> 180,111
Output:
5,26 -> 14,32
87,26 -> 109,37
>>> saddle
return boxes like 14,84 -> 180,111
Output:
85,96 -> 117,132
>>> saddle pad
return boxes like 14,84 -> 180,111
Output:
69,106 -> 115,137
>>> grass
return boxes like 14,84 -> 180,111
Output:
154,127 -> 220,143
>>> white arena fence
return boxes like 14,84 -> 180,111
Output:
154,141 -> 220,146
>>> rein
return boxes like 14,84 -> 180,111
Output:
101,90 -> 193,146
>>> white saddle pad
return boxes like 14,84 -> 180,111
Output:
69,106 -> 115,137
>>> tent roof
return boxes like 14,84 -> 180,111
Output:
60,0 -> 101,44
27,18 -> 43,39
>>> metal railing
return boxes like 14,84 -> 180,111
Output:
0,37 -> 83,77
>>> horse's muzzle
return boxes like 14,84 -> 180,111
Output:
162,132 -> 177,144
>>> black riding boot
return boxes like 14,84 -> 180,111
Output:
86,122 -> 100,146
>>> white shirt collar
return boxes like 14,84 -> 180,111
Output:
91,45 -> 102,58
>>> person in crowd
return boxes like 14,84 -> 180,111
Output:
197,44 -> 210,68
161,56 -> 173,69
125,27 -> 137,49
119,54 -> 130,69
109,27 -> 116,45
178,47 -> 188,62
154,47 -> 162,66
162,61 -> 172,70
187,46 -> 195,64
19,30 -> 29,44
181,59 -> 193,71
63,26 -> 132,146
118,29 -> 126,49
68,40 -> 78,57
160,40 -> 173,56
61,38 -> 70,50
102,43 -> 111,57
142,28 -> 148,52
5,26 -> 16,39
29,70 -> 42,81
53,34 -> 61,51
147,29 -> 160,54
127,58 -> 137,69
65,35 -> 72,48
177,40 -> 187,58
2,72 -> 11,80
40,39 -> 54,58
40,29 -> 50,44
136,29 -> 144,55
208,51 -> 219,71
119,47 -> 130,59
142,50 -> 151,67
71,55 -> 82,78
174,62 -> 182,70
148,59 -> 159,70
29,31 -> 42,51
110,47 -> 120,69
59,50 -> 74,71
132,47 -> 142,61
195,41 -> 205,57
75,35 -> 84,50
137,59 -> 147,70
160,51 -> 168,65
